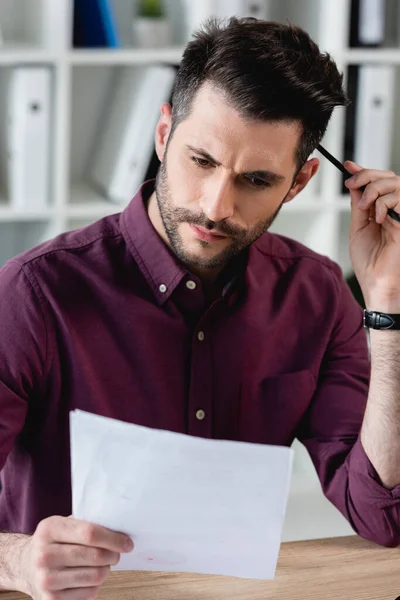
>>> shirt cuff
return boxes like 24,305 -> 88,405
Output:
348,437 -> 400,502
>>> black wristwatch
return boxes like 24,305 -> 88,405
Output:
363,309 -> 400,330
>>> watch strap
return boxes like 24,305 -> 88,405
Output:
363,309 -> 400,330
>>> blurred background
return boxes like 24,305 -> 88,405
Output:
0,0 -> 398,540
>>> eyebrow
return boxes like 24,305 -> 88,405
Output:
186,145 -> 286,184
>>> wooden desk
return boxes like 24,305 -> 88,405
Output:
1,536 -> 400,599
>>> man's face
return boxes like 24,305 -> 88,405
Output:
153,83 -> 317,273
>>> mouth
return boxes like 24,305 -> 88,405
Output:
189,225 -> 229,244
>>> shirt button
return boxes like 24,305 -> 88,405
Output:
196,409 -> 206,421
197,331 -> 205,341
159,284 -> 167,293
186,280 -> 196,290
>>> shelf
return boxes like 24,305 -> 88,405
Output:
0,205 -> 55,221
66,203 -> 120,219
282,191 -> 339,210
0,45 -> 58,64
67,182 -> 124,219
269,208 -> 340,260
68,47 -> 400,67
66,189 -> 353,219
69,47 -> 184,65
340,48 -> 400,64
283,198 -> 324,211
3,46 -> 398,68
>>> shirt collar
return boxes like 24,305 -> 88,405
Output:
121,179 -> 187,305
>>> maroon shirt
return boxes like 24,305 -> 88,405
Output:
1,180 -> 400,546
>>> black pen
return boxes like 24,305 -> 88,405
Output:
316,144 -> 400,223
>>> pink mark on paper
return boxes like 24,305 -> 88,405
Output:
138,550 -> 187,566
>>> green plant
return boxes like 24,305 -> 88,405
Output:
136,0 -> 166,18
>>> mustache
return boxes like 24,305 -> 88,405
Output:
173,208 -> 246,238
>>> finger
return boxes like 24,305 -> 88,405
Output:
375,193 -> 400,225
345,166 -> 396,191
41,565 -> 110,592
357,177 -> 399,210
37,517 -> 134,554
48,587 -> 99,600
41,543 -> 120,569
344,159 -> 363,174
344,158 -> 394,177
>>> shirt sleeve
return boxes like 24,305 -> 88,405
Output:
0,260 -> 48,471
297,266 -> 400,547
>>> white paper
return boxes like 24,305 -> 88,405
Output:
70,410 -> 293,580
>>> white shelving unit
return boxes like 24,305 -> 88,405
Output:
0,0 -> 398,272
1,0 -> 399,541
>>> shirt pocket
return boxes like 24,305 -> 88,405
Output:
238,369 -> 316,445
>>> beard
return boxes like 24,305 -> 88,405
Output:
155,156 -> 285,271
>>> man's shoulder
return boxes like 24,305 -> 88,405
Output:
253,231 -> 343,283
10,212 -> 123,270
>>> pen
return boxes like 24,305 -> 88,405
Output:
316,144 -> 400,223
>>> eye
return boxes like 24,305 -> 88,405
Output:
191,156 -> 211,168
244,175 -> 271,189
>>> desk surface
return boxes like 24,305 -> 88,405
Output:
1,535 -> 400,599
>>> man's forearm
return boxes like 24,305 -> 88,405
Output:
0,532 -> 29,591
361,328 -> 400,489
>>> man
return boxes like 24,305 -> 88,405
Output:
1,15 -> 400,599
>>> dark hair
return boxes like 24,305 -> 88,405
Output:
171,17 -> 349,171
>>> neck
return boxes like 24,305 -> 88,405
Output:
147,190 -> 224,287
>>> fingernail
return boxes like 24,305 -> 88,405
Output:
124,537 -> 134,552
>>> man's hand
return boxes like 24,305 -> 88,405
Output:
345,160 -> 400,310
18,515 -> 134,600
345,161 -> 400,490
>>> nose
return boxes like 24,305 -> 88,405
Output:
199,173 -> 235,223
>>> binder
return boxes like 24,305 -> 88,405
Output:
73,0 -> 121,48
6,67 -> 52,211
354,65 -> 395,170
90,65 -> 176,205
349,0 -> 386,47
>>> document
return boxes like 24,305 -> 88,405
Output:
70,410 -> 293,579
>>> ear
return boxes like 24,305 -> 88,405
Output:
283,157 -> 320,204
155,103 -> 173,162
